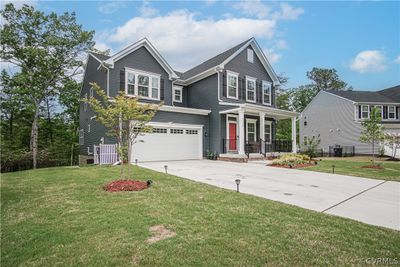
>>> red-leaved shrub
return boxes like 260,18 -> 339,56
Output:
103,180 -> 148,192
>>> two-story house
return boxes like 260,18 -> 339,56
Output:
300,86 -> 400,155
79,37 -> 298,163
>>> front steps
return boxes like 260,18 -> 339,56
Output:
219,152 -> 293,162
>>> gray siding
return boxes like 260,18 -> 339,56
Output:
222,45 -> 275,107
79,55 -> 115,156
108,46 -> 175,106
300,91 -> 376,154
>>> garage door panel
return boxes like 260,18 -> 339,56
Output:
131,125 -> 202,162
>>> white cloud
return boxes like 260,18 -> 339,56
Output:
350,50 -> 387,73
395,55 -> 400,64
139,1 -> 158,17
98,1 -> 126,14
233,1 -> 303,21
205,0 -> 217,6
102,9 -> 278,70
275,39 -> 288,50
264,48 -> 281,63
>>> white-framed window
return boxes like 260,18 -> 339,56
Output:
88,123 -> 91,133
170,129 -> 184,134
361,105 -> 369,119
262,80 -> 272,105
388,106 -> 396,119
125,68 -> 160,100
246,119 -> 257,142
173,86 -> 183,103
246,76 -> 256,103
84,93 -> 88,111
374,105 -> 383,118
79,129 -> 84,145
247,48 -> 254,63
90,87 -> 94,98
226,71 -> 238,99
264,121 -> 272,144
152,128 -> 167,133
186,129 -> 198,135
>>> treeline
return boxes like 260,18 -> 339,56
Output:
0,3 -> 94,172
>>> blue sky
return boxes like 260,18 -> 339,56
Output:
6,0 -> 400,90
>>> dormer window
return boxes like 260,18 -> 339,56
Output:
262,81 -> 272,105
125,68 -> 160,100
247,48 -> 254,63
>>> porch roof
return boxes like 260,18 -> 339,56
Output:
219,103 -> 298,120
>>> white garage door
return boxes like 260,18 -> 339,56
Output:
131,123 -> 203,162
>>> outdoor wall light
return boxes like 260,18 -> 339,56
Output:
332,164 -> 335,174
235,179 -> 241,193
164,165 -> 168,174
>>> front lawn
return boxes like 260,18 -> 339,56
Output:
1,166 -> 399,266
303,156 -> 400,181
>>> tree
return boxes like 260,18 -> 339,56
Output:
289,84 -> 318,112
302,135 -> 321,159
384,132 -> 400,160
85,83 -> 160,178
359,107 -> 385,164
0,3 -> 94,168
306,67 -> 348,91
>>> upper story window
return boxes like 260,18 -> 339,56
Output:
247,49 -> 254,63
227,71 -> 238,99
262,80 -> 272,105
246,76 -> 256,103
125,68 -> 160,100
361,105 -> 369,119
173,86 -> 183,103
388,106 -> 396,119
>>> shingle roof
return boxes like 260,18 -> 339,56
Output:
326,86 -> 400,103
89,52 -> 111,62
176,38 -> 252,80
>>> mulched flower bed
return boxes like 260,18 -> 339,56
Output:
270,163 -> 316,169
361,165 -> 385,170
103,180 -> 148,192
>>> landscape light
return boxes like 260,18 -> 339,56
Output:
164,165 -> 168,174
235,179 -> 241,193
135,159 -> 138,165
332,164 -> 335,174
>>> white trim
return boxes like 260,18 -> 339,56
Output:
388,105 -> 396,120
219,102 -> 298,117
262,80 -> 272,105
245,76 -> 257,103
226,114 -> 239,142
226,71 -> 239,100
246,119 -> 257,142
322,90 -> 356,104
88,52 -> 104,63
264,120 -> 272,144
104,38 -> 179,80
125,68 -> 161,101
88,123 -> 91,133
158,105 -> 211,115
173,85 -> 183,103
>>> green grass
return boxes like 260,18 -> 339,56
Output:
1,166 -> 399,266
302,157 -> 400,181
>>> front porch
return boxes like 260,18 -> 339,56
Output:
219,103 -> 298,160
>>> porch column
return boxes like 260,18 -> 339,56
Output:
238,109 -> 245,155
291,116 -> 297,153
259,112 -> 265,153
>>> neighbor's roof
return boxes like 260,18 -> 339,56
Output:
326,85 -> 400,103
89,51 -> 111,62
174,38 -> 253,80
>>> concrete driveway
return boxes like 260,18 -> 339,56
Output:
140,160 -> 400,231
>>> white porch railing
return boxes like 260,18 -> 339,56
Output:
94,144 -> 119,165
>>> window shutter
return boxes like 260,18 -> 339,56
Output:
119,70 -> 125,92
241,78 -> 246,100
160,78 -> 165,100
383,106 -> 388,119
222,72 -> 227,97
396,106 -> 399,119
237,76 -> 242,99
257,81 -> 262,103
358,105 -> 361,119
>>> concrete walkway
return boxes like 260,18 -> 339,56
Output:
140,160 -> 400,231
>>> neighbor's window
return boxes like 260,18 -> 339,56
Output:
374,105 -> 383,118
173,86 -> 183,103
361,105 -> 369,119
388,106 -> 396,119
262,80 -> 272,105
125,69 -> 160,100
79,129 -> 84,145
227,71 -> 238,99
247,48 -> 254,63
246,77 -> 256,102
264,122 -> 272,144
88,123 -> 91,133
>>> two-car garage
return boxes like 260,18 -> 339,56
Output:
131,122 -> 204,162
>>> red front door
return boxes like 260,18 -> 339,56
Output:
229,123 -> 237,150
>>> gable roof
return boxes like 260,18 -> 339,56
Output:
177,37 -> 280,85
89,51 -> 111,62
104,38 -> 179,80
325,85 -> 400,104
